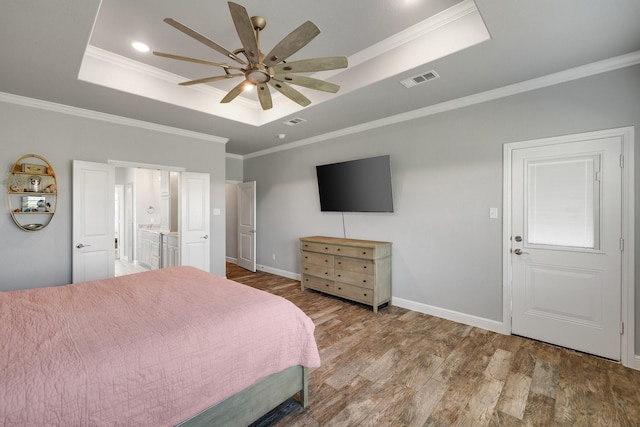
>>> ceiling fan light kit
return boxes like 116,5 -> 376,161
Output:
153,1 -> 348,110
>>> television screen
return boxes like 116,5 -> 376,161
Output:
316,155 -> 394,212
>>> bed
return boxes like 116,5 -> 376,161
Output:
0,266 -> 320,426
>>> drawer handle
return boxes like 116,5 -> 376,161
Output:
363,280 -> 367,283
338,287 -> 342,290
325,260 -> 328,262
337,274 -> 341,277
362,251 -> 367,255
363,266 -> 367,269
325,284 -> 330,287
337,248 -> 341,251
338,261 -> 342,265
325,272 -> 329,275
325,247 -> 329,250
364,293 -> 368,297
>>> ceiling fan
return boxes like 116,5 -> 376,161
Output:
153,2 -> 348,110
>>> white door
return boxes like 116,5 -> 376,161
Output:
180,172 -> 210,271
72,160 -> 115,283
237,181 -> 256,272
511,136 -> 622,360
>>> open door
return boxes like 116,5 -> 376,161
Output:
237,181 -> 256,272
72,160 -> 115,283
180,172 -> 210,271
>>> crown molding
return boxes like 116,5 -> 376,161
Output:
244,50 -> 640,159
0,91 -> 229,144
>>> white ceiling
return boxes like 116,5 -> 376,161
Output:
1,0 -> 639,155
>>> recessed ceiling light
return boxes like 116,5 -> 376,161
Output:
131,41 -> 150,53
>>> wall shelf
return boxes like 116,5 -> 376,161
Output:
8,154 -> 58,232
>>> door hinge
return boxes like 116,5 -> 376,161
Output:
595,171 -> 601,182
620,238 -> 624,252
621,322 -> 624,335
620,154 -> 624,168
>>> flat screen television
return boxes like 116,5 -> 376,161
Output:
316,155 -> 394,212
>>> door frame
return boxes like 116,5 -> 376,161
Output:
502,126 -> 635,368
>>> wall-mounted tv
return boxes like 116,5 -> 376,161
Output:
316,155 -> 394,212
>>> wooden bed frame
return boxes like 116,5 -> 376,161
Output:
178,365 -> 308,426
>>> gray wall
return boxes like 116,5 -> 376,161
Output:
226,156 -> 244,182
243,65 -> 640,353
225,183 -> 238,262
0,101 -> 227,290
225,156 -> 243,263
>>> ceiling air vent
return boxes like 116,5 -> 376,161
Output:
400,70 -> 440,88
283,117 -> 307,127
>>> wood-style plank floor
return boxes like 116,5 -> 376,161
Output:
227,263 -> 640,426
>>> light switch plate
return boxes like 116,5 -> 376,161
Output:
489,207 -> 498,219
213,208 -> 221,216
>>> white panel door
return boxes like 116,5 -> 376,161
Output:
72,160 -> 115,283
180,172 -> 210,271
237,181 -> 256,272
511,137 -> 622,360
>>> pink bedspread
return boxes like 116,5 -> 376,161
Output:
0,266 -> 320,426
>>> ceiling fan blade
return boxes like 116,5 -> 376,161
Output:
163,18 -> 245,65
228,2 -> 260,64
272,56 -> 348,74
263,21 -> 320,67
179,74 -> 243,86
153,51 -> 244,71
221,79 -> 250,103
268,80 -> 311,107
273,74 -> 340,93
256,83 -> 273,110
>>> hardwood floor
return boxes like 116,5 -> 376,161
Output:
227,263 -> 640,426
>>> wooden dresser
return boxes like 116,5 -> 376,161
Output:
300,236 -> 392,312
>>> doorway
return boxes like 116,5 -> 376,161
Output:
114,167 -> 180,276
503,127 -> 635,366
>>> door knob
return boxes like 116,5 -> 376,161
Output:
76,243 -> 91,249
513,248 -> 529,255
201,235 -> 209,240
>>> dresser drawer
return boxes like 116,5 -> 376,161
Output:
301,251 -> 333,267
331,245 -> 375,259
301,262 -> 333,279
335,269 -> 374,289
334,282 -> 374,304
335,256 -> 374,274
302,274 -> 334,292
301,241 -> 333,254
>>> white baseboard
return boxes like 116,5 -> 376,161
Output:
256,264 -> 301,281
392,297 -> 510,335
633,355 -> 640,371
226,256 -> 238,264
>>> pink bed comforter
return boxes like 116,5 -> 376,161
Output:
0,266 -> 320,426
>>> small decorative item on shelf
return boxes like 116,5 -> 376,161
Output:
29,176 -> 41,192
44,183 -> 57,193
22,163 -> 47,174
